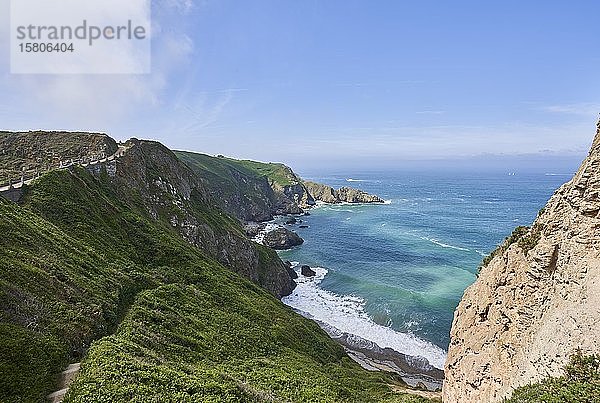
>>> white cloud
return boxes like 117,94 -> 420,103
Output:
539,103 -> 600,116
0,0 -> 196,131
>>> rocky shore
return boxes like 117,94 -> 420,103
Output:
331,328 -> 444,391
245,182 -> 383,251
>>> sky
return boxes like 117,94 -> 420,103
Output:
1,0 -> 599,171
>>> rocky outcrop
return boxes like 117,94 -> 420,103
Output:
304,181 -> 384,204
284,261 -> 299,280
337,187 -> 384,203
444,120 -> 600,402
301,265 -> 316,277
262,227 -> 304,250
303,181 -> 338,203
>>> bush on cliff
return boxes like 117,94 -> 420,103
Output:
505,352 -> 600,403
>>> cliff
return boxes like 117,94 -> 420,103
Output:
175,151 -> 383,222
0,131 -> 423,403
175,151 -> 309,221
113,139 -> 295,298
444,120 -> 600,402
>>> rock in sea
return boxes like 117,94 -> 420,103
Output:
301,265 -> 316,277
262,227 -> 304,250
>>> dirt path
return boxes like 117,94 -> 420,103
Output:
47,363 -> 80,403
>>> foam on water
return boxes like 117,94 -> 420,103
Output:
252,222 -> 279,244
420,236 -> 471,252
282,266 -> 448,369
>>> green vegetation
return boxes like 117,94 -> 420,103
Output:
66,284 -> 427,402
0,131 -> 116,182
478,225 -> 542,274
0,168 -> 429,402
174,151 -> 275,214
505,352 -> 600,403
223,158 -> 298,187
175,150 -> 299,188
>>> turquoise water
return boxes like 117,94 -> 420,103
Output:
280,171 -> 571,369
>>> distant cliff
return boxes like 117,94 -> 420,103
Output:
175,151 -> 384,222
444,121 -> 600,402
304,181 -> 385,204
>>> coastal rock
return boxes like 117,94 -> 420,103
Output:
301,265 -> 316,277
443,120 -> 600,402
262,228 -> 304,250
304,181 -> 338,203
303,181 -> 384,204
285,217 -> 298,225
337,187 -> 384,203
243,222 -> 266,238
284,262 -> 298,280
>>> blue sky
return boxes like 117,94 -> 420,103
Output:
1,0 -> 599,171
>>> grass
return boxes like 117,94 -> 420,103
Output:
0,168 -> 431,402
505,352 -> 600,402
478,225 -> 542,274
174,151 -> 278,221
224,158 -> 299,187
175,150 -> 299,188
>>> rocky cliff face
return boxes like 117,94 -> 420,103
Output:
0,133 -> 295,298
444,121 -> 600,402
174,151 -> 282,222
112,139 -> 295,298
304,181 -> 385,204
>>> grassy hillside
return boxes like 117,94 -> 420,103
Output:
0,131 -> 117,181
223,158 -> 299,187
174,150 -> 308,221
0,167 -> 431,402
175,151 -> 299,187
174,151 -> 276,221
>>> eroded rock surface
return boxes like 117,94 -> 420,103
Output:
444,121 -> 600,402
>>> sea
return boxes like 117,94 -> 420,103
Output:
278,170 -> 574,370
